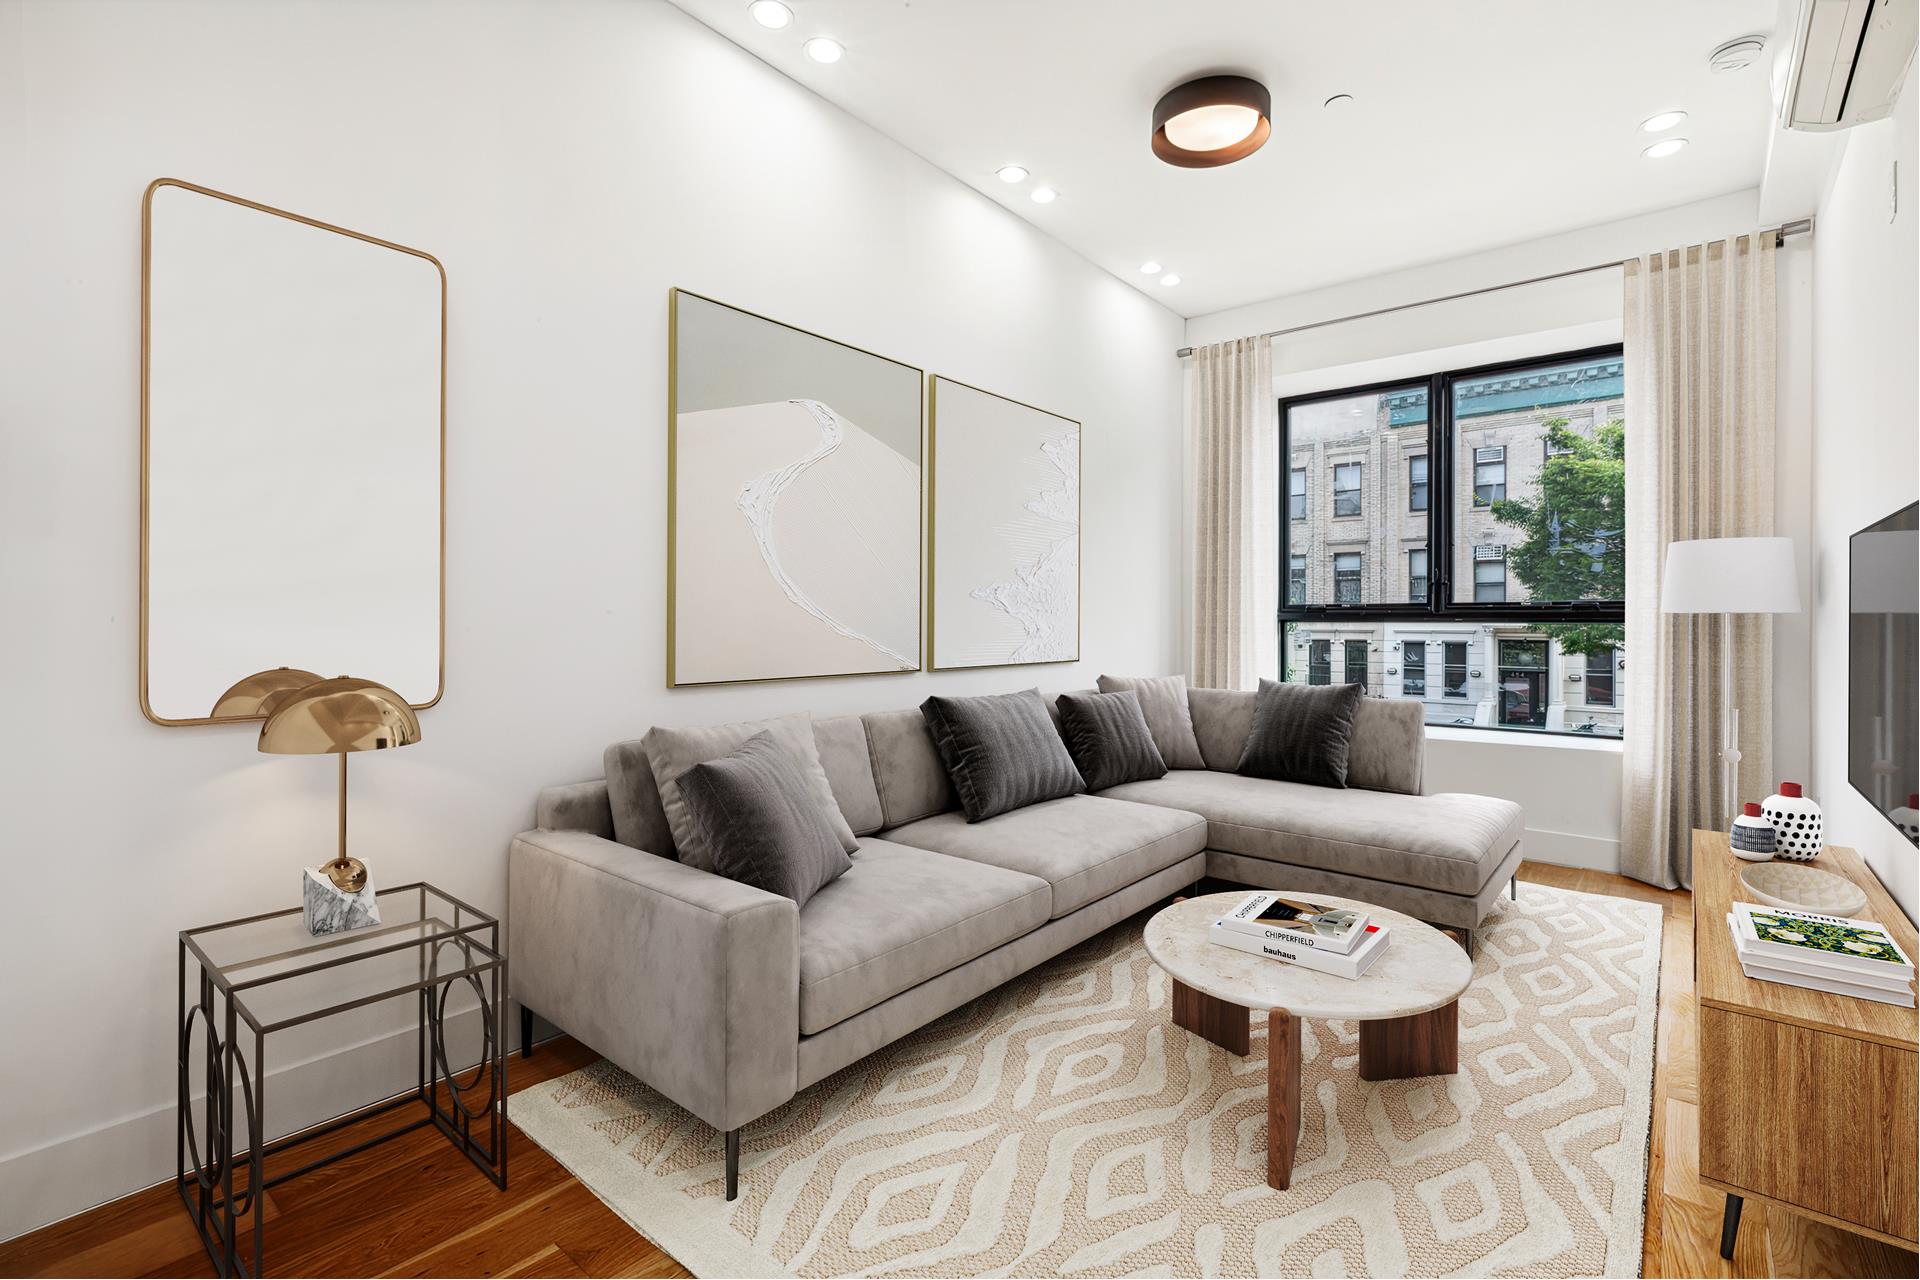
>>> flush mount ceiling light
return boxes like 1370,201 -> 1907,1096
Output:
1641,109 -> 1688,132
1152,74 -> 1271,168
1139,260 -> 1162,274
804,36 -> 844,63
748,1 -> 792,29
1160,273 -> 1181,286
1643,137 -> 1689,159
1709,34 -> 1765,73
996,165 -> 1029,183
1030,185 -> 1058,204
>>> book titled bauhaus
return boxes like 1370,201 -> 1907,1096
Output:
1218,891 -> 1374,955
1208,917 -> 1391,980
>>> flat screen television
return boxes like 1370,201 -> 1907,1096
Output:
1849,500 -> 1919,847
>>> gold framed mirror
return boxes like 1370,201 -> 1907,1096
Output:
140,179 -> 445,725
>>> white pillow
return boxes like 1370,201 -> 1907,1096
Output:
1095,674 -> 1207,770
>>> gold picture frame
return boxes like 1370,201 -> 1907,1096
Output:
927,375 -> 1082,671
139,178 -> 447,725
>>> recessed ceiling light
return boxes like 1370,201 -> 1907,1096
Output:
1030,186 -> 1057,204
1152,75 -> 1272,168
1641,109 -> 1688,133
1160,273 -> 1181,287
1323,93 -> 1354,109
747,1 -> 792,29
1139,261 -> 1162,274
803,36 -> 844,63
995,165 -> 1029,184
1643,137 -> 1689,159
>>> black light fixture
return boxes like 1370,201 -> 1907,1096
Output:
1152,75 -> 1271,168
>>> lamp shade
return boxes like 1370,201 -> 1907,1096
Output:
1660,537 -> 1801,614
257,676 -> 421,755
209,667 -> 323,719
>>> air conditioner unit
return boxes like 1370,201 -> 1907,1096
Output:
1780,0 -> 1918,131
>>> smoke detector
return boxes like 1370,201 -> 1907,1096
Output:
1710,35 -> 1767,72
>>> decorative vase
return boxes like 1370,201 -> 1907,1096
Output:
1760,782 -> 1823,861
1729,802 -> 1778,860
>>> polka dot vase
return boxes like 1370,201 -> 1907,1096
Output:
1761,782 -> 1824,861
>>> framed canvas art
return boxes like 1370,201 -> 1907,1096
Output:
929,376 -> 1081,670
668,290 -> 923,685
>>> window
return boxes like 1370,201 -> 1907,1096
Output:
1308,639 -> 1331,685
1333,552 -> 1362,603
1443,641 -> 1468,698
1344,640 -> 1368,688
1278,348 -> 1624,739
1402,640 -> 1427,696
1473,546 -> 1506,602
1472,446 -> 1506,507
1332,462 -> 1362,518
1586,648 -> 1616,706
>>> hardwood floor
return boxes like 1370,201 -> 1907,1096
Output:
2,862 -> 1913,1278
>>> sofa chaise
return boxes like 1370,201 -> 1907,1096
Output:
508,686 -> 1523,1197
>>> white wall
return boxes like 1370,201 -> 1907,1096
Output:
1184,190 -> 1818,876
0,0 -> 1186,1236
1807,63 -> 1919,923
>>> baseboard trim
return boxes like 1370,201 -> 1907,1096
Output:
0,1002 -> 512,1244
1521,826 -> 1622,873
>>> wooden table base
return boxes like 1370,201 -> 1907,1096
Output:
1168,990 -> 1461,1191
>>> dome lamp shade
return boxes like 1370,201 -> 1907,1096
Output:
1153,75 -> 1272,168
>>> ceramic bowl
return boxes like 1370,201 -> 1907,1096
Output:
1737,860 -> 1867,917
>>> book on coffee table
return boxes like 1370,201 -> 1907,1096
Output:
1209,916 -> 1391,979
1217,891 -> 1373,954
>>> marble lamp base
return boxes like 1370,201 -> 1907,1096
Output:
303,867 -> 382,935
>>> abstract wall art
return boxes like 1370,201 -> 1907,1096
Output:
669,290 -> 923,685
929,377 -> 1081,670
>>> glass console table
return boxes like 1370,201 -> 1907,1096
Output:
177,882 -> 507,1277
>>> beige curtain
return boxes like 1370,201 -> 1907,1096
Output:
1621,235 -> 1777,889
1190,336 -> 1278,689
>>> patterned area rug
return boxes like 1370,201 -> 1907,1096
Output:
510,882 -> 1661,1277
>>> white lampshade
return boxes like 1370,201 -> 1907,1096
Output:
1661,537 -> 1801,614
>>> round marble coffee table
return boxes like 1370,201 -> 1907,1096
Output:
1144,892 -> 1474,1191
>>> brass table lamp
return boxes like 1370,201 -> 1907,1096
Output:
258,676 -> 421,893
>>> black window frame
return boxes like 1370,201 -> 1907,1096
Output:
1277,343 -> 1625,629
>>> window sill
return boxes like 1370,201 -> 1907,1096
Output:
1424,725 -> 1624,752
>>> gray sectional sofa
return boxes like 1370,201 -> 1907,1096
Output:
508,686 -> 1523,1197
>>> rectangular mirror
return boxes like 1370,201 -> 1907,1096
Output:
141,180 -> 444,725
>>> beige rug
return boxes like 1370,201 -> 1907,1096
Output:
511,882 -> 1661,1278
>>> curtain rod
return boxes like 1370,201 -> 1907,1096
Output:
1174,218 -> 1813,358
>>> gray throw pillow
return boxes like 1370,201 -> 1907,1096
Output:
676,732 -> 852,907
920,689 -> 1086,822
1056,689 -> 1168,791
642,711 -> 857,872
1096,674 -> 1207,769
1236,678 -> 1363,788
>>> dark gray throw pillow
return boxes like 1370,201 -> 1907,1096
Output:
1056,689 -> 1168,791
1236,678 -> 1364,788
920,689 -> 1086,822
676,731 -> 852,906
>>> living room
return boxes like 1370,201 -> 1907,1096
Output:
1,1 -> 1915,1277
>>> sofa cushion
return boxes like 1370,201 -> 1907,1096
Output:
678,732 -> 852,907
813,713 -> 885,836
920,689 -> 1085,822
1098,770 -> 1521,895
884,795 -> 1207,918
1187,687 -> 1425,795
1097,674 -> 1206,768
862,707 -> 956,827
1237,679 -> 1363,788
797,839 -> 1050,1035
604,739 -> 679,856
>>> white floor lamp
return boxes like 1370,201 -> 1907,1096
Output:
1660,537 -> 1802,825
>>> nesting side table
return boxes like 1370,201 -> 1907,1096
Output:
177,882 -> 507,1277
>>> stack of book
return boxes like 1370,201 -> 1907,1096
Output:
1726,902 -> 1915,1008
1209,891 -> 1390,979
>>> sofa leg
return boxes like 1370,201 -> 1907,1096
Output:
725,1128 -> 740,1201
1458,929 -> 1475,958
520,1005 -> 535,1059
1510,876 -> 1518,901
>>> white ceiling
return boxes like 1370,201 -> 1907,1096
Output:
669,0 -> 1783,318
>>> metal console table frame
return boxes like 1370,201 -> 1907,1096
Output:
177,882 -> 507,1277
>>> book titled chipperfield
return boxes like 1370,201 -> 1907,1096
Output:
1218,891 -> 1375,955
1208,917 -> 1391,980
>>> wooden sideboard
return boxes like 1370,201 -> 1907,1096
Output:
1691,828 -> 1919,1257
